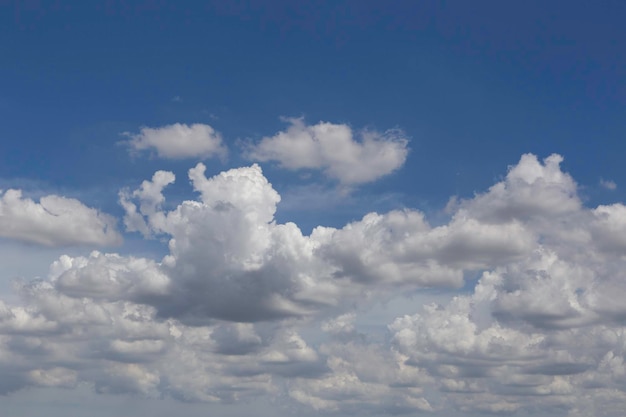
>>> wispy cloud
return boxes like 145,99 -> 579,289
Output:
600,178 -> 617,190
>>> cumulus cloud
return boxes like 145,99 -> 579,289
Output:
5,152 -> 626,416
460,153 -> 581,223
0,189 -> 121,247
245,118 -> 409,185
50,251 -> 170,301
124,123 -> 227,159
116,161 -> 534,323
289,337 -> 433,414
321,209 -> 534,287
122,163 -> 339,323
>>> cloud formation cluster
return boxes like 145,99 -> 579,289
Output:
2,152 -> 626,416
123,119 -> 409,185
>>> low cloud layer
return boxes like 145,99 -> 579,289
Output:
0,189 -> 121,247
246,118 -> 409,185
2,153 -> 626,416
124,123 -> 227,160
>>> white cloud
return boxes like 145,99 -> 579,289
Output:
121,163 -> 341,323
50,251 -> 170,301
5,152 -> 626,416
0,189 -> 121,247
117,162 -> 531,324
124,123 -> 227,160
321,209 -> 535,287
461,153 -> 581,223
601,179 -> 617,190
245,118 -> 409,185
119,170 -> 175,237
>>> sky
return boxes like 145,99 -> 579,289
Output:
1,1 -> 626,416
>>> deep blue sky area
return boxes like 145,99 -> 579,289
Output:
2,0 -> 624,221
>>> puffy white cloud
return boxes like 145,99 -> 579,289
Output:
124,123 -> 227,160
591,204 -> 626,253
390,280 -> 626,415
117,162 -> 532,324
50,252 -> 170,302
460,153 -> 581,223
321,209 -> 535,287
121,163 -> 341,323
0,189 -> 121,247
245,118 -> 409,185
4,152 -> 626,416
385,172 -> 626,414
119,170 -> 175,237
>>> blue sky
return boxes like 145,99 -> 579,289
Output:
1,1 -> 626,416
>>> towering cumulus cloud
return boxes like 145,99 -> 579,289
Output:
2,153 -> 626,416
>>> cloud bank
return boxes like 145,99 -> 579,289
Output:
2,153 -> 626,416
